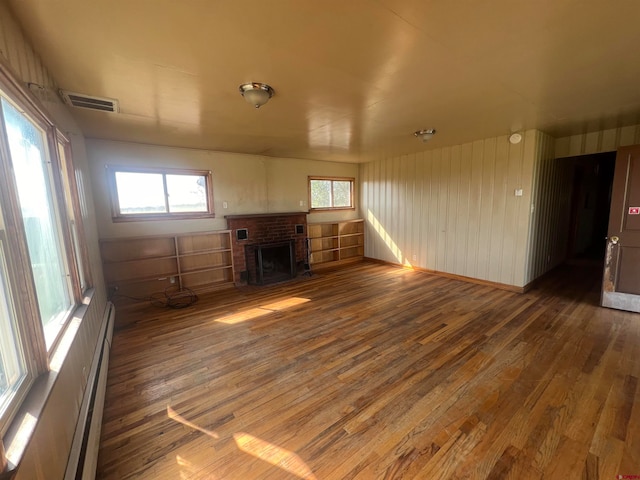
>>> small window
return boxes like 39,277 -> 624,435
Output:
107,166 -> 214,221
309,176 -> 355,211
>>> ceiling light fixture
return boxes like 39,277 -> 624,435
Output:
239,82 -> 274,108
414,129 -> 436,143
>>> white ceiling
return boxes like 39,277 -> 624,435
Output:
8,0 -> 640,163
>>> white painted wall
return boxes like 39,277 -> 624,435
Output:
87,139 -> 360,239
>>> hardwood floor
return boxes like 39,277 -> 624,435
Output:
97,262 -> 640,479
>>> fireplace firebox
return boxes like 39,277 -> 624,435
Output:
246,240 -> 296,285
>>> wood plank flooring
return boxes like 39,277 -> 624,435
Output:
97,262 -> 640,479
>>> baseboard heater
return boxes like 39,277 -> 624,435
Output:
64,301 -> 115,480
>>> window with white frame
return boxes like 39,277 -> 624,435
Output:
309,176 -> 355,211
107,166 -> 214,221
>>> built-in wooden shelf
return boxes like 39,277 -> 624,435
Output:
100,230 -> 235,302
307,219 -> 364,269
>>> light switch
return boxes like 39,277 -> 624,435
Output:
515,189 -> 523,197
223,201 -> 228,209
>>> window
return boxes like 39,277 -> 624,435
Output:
107,166 -> 214,221
57,138 -> 92,292
309,176 -> 355,211
1,97 -> 75,350
0,69 -> 89,436
0,233 -> 29,430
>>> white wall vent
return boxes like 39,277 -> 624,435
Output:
60,90 -> 120,113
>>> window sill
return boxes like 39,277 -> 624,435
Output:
1,288 -> 96,479
111,212 -> 215,222
309,207 -> 356,212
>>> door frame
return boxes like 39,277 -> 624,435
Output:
601,144 -> 640,312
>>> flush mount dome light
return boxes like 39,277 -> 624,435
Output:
414,128 -> 436,143
239,82 -> 274,108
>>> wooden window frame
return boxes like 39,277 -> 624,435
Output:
107,165 -> 215,222
308,176 -> 356,212
0,231 -> 34,438
55,133 -> 93,293
0,58 -> 90,440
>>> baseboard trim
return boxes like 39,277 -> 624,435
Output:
310,257 -> 363,272
64,301 -> 115,480
363,257 -> 525,293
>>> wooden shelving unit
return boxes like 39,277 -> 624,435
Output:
100,230 -> 234,302
307,219 -> 364,269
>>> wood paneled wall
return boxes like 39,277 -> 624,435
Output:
360,131 -> 538,288
555,124 -> 640,158
525,131 -> 572,283
0,2 -> 56,89
0,4 -> 108,479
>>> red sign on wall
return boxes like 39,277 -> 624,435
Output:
630,207 -> 640,215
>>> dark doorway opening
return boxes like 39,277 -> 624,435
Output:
566,151 -> 616,263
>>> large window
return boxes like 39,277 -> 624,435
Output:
107,166 -> 214,221
0,233 -> 29,431
2,98 -> 74,349
0,72 -> 88,437
309,176 -> 355,211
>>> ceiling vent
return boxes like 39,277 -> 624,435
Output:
60,90 -> 119,113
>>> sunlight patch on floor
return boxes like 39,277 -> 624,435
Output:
214,296 -> 310,324
169,407 -> 223,478
167,406 -> 219,439
168,406 -> 316,479
233,432 -> 317,480
175,454 -> 213,480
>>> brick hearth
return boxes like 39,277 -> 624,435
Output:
225,212 -> 308,285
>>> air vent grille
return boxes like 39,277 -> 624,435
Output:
60,90 -> 119,113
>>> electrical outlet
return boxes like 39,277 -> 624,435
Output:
170,276 -> 176,284
299,200 -> 305,207
223,201 -> 228,209
412,254 -> 417,261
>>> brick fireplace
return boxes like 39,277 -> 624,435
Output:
225,212 -> 308,285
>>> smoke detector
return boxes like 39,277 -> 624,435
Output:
509,133 -> 522,144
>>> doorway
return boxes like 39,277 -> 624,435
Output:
566,151 -> 616,263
